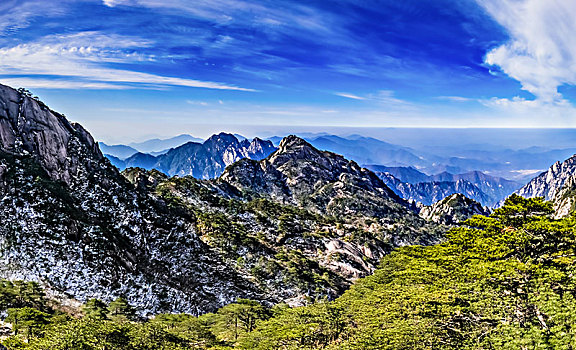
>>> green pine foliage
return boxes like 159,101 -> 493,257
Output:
243,195 -> 576,349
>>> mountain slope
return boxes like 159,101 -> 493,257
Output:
0,84 -> 446,316
0,84 -> 260,315
515,155 -> 576,201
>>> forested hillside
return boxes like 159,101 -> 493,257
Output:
5,195 -> 576,349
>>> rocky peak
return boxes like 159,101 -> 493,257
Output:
247,137 -> 275,160
419,193 -> 489,224
0,84 -> 102,184
277,134 -> 310,150
513,154 -> 576,217
219,135 -> 408,218
204,132 -> 239,150
270,135 -> 348,171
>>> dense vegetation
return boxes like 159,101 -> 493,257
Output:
4,195 -> 576,349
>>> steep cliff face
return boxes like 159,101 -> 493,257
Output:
514,154 -> 576,217
0,86 -> 102,184
515,155 -> 576,201
0,84 -> 260,315
419,193 -> 489,224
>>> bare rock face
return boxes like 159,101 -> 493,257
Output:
513,154 -> 576,218
419,193 -> 489,224
0,85 -> 102,184
515,155 -> 576,201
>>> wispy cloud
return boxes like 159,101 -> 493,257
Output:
0,31 -> 255,91
0,0 -> 69,35
436,96 -> 475,102
335,90 -> 416,111
478,0 -> 576,104
335,92 -> 366,100
0,77 -> 131,90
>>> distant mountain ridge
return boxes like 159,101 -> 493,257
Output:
128,134 -> 204,153
102,135 -> 523,206
100,134 -> 204,159
104,133 -> 277,179
368,165 -> 521,207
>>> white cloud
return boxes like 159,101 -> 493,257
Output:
102,0 -> 135,6
0,0 -> 69,34
100,0 -> 342,42
0,32 -> 254,91
335,92 -> 366,100
436,96 -> 475,102
478,0 -> 576,103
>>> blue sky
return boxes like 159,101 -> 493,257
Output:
1,0 -> 576,142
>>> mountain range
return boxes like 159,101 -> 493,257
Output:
100,135 -> 523,207
367,165 -> 521,207
106,134 -> 276,179
0,83 -> 457,316
5,82 -> 576,321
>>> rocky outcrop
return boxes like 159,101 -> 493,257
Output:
0,86 -> 102,184
515,155 -> 576,201
513,154 -> 576,217
419,193 -> 489,224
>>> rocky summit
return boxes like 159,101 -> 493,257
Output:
219,135 -> 409,219
419,193 -> 490,225
514,154 -> 576,218
0,83 -> 447,316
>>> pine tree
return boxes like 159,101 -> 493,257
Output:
107,297 -> 136,322
83,298 -> 109,320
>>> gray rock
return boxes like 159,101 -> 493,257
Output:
419,193 -> 489,224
